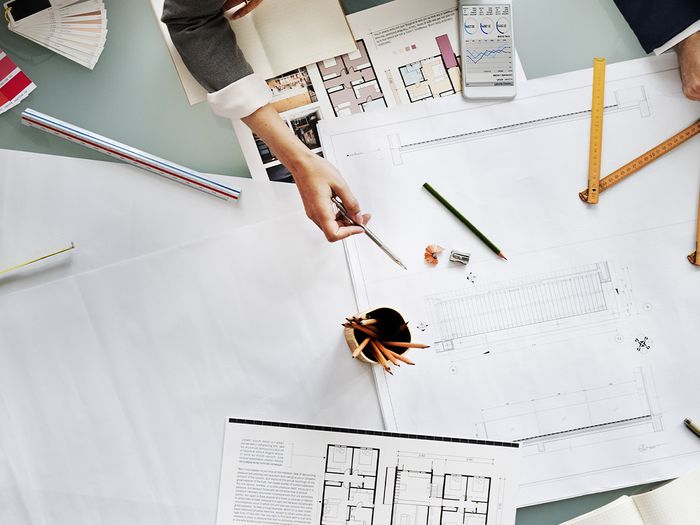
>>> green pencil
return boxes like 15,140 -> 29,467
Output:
423,182 -> 507,260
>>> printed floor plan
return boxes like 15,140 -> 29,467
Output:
321,445 -> 380,525
317,40 -> 387,117
398,35 -> 462,103
384,466 -> 490,525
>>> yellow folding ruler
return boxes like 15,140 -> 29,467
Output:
690,190 -> 700,266
580,58 -> 700,264
585,57 -> 606,204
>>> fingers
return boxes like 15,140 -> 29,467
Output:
676,33 -> 700,101
319,217 -> 364,242
333,181 -> 363,223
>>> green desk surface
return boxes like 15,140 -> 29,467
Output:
0,0 -> 662,522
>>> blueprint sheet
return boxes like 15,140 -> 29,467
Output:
319,54 -> 700,506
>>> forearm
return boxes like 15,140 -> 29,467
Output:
242,104 -> 368,242
241,104 -> 315,173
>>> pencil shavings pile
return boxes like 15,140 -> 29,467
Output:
4,0 -> 107,69
424,244 -> 444,265
0,49 -> 35,113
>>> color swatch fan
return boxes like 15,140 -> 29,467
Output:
0,49 -> 35,113
4,0 -> 107,69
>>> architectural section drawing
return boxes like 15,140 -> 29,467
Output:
317,40 -> 387,117
476,367 -> 663,450
321,445 -> 380,525
383,459 -> 491,525
398,34 -> 461,103
388,85 -> 650,162
427,262 -> 624,353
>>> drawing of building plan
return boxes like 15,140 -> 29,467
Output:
234,0 -> 526,182
318,54 -> 700,506
216,419 -> 520,525
342,0 -> 525,107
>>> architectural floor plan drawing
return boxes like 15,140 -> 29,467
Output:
321,445 -> 380,525
319,54 -> 700,506
216,420 -> 520,525
384,462 -> 492,525
398,35 -> 462,103
318,40 -> 387,117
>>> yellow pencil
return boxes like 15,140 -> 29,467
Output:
0,243 -> 75,277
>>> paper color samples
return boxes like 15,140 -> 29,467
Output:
0,50 -> 35,114
4,0 -> 107,69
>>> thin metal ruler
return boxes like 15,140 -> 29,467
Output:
585,58 -> 606,204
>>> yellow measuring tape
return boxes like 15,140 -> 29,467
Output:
585,58 -> 606,204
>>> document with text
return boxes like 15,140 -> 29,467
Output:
216,419 -> 521,525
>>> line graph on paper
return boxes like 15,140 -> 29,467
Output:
387,85 -> 651,164
474,367 -> 663,454
426,262 -> 636,355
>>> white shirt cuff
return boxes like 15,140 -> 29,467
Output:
207,73 -> 272,120
653,19 -> 700,55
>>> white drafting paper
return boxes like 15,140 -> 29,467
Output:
0,148 -> 302,296
234,0 -> 527,182
216,419 -> 521,525
0,214 -> 383,524
149,0 -> 355,105
318,53 -> 700,506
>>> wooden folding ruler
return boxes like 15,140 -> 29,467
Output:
579,103 -> 700,265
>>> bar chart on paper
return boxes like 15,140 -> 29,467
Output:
319,54 -> 700,505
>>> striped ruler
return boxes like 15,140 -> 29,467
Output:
21,109 -> 241,202
585,57 -> 606,204
579,119 -> 700,202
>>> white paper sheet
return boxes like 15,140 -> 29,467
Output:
216,419 -> 521,525
0,214 -> 383,524
234,0 -> 527,182
318,53 -> 700,506
0,149 -> 302,296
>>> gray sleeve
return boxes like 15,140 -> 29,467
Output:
161,0 -> 254,93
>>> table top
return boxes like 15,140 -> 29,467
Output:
0,0 -> 660,523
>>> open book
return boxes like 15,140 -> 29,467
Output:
150,0 -> 356,104
562,469 -> 700,524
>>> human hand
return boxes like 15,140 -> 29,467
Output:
241,103 -> 370,242
290,151 -> 371,242
676,32 -> 700,101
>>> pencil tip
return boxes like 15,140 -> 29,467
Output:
499,252 -> 508,260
